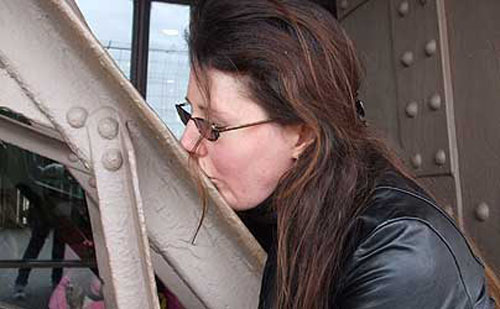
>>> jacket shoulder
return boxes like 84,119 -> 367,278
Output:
339,173 -> 492,308
340,220 -> 478,308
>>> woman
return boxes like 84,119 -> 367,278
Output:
178,0 -> 499,308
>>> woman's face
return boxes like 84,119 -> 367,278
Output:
180,70 -> 299,211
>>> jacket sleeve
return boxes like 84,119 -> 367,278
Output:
337,219 -> 487,309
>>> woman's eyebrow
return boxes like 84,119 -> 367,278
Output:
185,96 -> 207,111
184,96 -> 231,121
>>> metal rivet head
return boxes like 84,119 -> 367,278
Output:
102,149 -> 123,171
425,39 -> 437,56
434,149 -> 446,166
429,94 -> 442,110
340,0 -> 348,9
405,101 -> 418,118
67,107 -> 88,128
410,154 -> 422,169
398,1 -> 410,16
88,177 -> 96,188
475,202 -> 489,222
98,117 -> 119,140
401,51 -> 414,67
68,153 -> 79,163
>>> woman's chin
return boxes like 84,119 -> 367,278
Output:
214,183 -> 259,211
219,191 -> 247,211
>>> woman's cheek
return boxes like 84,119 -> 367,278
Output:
209,147 -> 240,182
212,147 -> 253,188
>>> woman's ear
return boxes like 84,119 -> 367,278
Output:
290,124 -> 315,160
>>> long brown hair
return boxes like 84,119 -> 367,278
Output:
187,0 -> 499,307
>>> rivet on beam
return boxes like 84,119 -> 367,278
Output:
102,149 -> 123,171
98,117 -> 119,140
401,51 -> 414,67
340,0 -> 349,10
429,94 -> 442,110
434,149 -> 446,166
475,202 -> 489,222
425,39 -> 437,56
410,153 -> 422,169
405,101 -> 418,118
67,107 -> 88,128
398,1 -> 410,17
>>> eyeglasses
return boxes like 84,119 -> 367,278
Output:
175,102 -> 274,141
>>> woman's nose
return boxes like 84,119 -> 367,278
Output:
180,120 -> 207,156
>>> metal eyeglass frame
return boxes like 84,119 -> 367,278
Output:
175,102 -> 275,141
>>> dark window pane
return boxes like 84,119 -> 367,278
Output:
0,142 -> 103,308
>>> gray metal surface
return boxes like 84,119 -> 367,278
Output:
444,0 -> 500,273
340,0 -> 499,273
336,0 -> 371,19
86,107 -> 160,309
339,0 -> 401,148
340,0 -> 463,222
389,0 -> 455,178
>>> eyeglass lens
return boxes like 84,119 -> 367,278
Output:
176,104 -> 218,141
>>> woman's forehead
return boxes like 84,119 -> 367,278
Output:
187,69 -> 258,116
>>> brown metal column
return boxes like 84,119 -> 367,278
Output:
443,0 -> 500,273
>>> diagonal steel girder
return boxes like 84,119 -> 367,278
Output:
0,0 -> 265,308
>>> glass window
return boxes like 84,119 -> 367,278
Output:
75,0 -> 134,78
0,141 -> 103,308
147,2 -> 190,138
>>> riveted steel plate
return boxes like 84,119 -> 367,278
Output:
444,0 -> 500,274
390,0 -> 453,177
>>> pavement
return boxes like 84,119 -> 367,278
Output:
0,228 -> 55,309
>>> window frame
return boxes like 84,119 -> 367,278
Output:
131,0 -> 191,97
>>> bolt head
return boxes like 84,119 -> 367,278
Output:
410,153 -> 422,169
405,101 -> 418,118
401,51 -> 414,67
434,149 -> 446,166
67,107 -> 88,128
102,149 -> 123,171
429,94 -> 442,110
98,117 -> 119,140
475,202 -> 489,222
398,1 -> 410,16
425,39 -> 437,56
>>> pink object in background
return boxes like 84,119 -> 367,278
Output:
48,275 -> 105,309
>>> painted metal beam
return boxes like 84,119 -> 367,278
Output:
0,115 -> 87,174
0,0 -> 265,308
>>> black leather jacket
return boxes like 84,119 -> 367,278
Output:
238,171 -> 496,308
